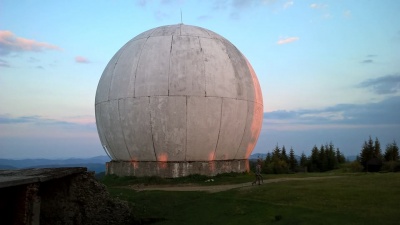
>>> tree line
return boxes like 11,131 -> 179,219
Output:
258,143 -> 345,174
254,137 -> 399,174
358,136 -> 399,172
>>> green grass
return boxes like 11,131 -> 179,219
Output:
105,172 -> 400,225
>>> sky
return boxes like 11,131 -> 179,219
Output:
1,0 -> 399,159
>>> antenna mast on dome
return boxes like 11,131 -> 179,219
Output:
180,9 -> 183,24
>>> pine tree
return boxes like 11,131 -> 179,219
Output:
336,148 -> 346,164
325,143 -> 338,171
310,145 -> 320,172
359,136 -> 374,168
289,147 -> 298,172
272,144 -> 281,161
384,141 -> 399,162
265,152 -> 272,163
281,145 -> 289,164
300,152 -> 308,168
319,145 -> 328,171
373,137 -> 382,160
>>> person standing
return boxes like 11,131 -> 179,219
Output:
252,159 -> 263,185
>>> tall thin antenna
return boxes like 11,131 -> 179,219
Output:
180,9 -> 183,24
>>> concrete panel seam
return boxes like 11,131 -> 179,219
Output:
234,101 -> 250,159
148,97 -> 158,160
132,37 -> 149,98
168,35 -> 173,96
101,107 -> 116,159
95,96 -> 263,106
108,43 -> 132,99
118,99 -> 133,160
197,36 -> 207,97
185,96 -> 188,161
212,98 -> 223,160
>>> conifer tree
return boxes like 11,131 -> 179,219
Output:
373,137 -> 382,160
281,145 -> 289,164
300,152 -> 308,168
384,141 -> 399,162
359,136 -> 374,168
289,147 -> 298,172
310,145 -> 320,172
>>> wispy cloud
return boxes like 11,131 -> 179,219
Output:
361,59 -> 373,64
264,95 -> 400,131
277,37 -> 299,45
283,1 -> 293,9
0,30 -> 61,55
357,74 -> 400,95
154,10 -> 169,20
0,59 -> 10,67
343,10 -> 351,18
75,56 -> 90,64
310,3 -> 327,9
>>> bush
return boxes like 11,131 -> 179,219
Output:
340,161 -> 363,172
381,161 -> 400,172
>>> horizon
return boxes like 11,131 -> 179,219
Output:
1,0 -> 399,159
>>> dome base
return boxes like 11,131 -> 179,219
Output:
105,160 -> 249,178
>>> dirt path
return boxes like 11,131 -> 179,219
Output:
127,176 -> 344,193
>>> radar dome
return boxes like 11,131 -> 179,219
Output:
95,24 -> 263,177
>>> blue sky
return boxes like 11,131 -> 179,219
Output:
1,0 -> 399,159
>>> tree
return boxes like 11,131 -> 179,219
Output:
359,136 -> 374,169
325,143 -> 338,171
281,145 -> 289,164
359,136 -> 382,172
384,141 -> 399,162
309,145 -> 320,172
373,137 -> 383,160
300,152 -> 308,168
289,147 -> 298,172
336,148 -> 346,164
272,144 -> 281,161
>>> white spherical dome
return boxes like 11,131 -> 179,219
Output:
95,24 -> 263,163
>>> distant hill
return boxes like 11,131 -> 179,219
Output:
0,156 -> 110,173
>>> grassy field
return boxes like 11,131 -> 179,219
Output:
104,172 -> 400,225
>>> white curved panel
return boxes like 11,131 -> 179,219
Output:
97,101 -> 130,160
200,37 -> 237,99
234,102 -> 264,159
95,49 -> 124,103
169,35 -> 205,96
214,99 -> 248,160
186,96 -> 222,161
150,25 -> 180,36
109,39 -> 146,100
181,25 -> 211,38
135,36 -> 171,97
150,96 -> 186,161
119,97 -> 156,161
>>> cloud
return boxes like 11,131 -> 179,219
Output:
343,10 -> 351,18
0,59 -> 10,67
232,0 -> 253,9
75,56 -> 90,64
197,15 -> 212,21
283,1 -> 293,9
277,37 -> 299,45
310,3 -> 327,9
0,30 -> 61,55
264,95 -> 400,131
154,10 -> 169,20
361,59 -> 373,64
357,74 -> 400,95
